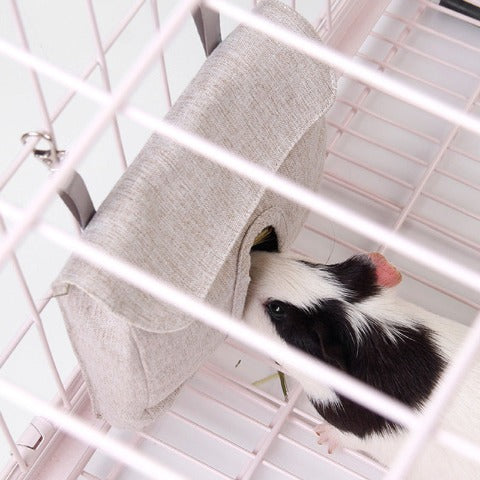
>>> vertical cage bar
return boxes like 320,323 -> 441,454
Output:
85,0 -> 128,171
0,0 -> 146,192
0,320 -> 34,370
150,0 -> 173,109
2,84 -> 477,298
0,0 -> 201,271
10,0 -> 59,164
137,431 -> 233,480
385,11 -> 480,53
386,311 -> 480,479
357,52 -> 467,100
370,31 -> 480,79
379,82 -> 480,253
326,0 -> 332,31
0,217 -> 70,408
327,4 -> 425,157
1,2 -> 479,479
238,386 -> 303,480
0,412 -> 27,472
0,293 -> 52,369
0,203 -> 419,428
204,1 -> 480,134
0,378 -> 186,480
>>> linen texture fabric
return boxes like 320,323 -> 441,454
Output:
53,0 -> 336,429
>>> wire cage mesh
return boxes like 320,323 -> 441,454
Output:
1,0 -> 480,479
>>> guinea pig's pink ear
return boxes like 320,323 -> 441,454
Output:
368,252 -> 402,288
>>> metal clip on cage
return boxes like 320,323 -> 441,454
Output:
18,7 -> 220,234
20,131 -> 96,230
3,1 -> 480,480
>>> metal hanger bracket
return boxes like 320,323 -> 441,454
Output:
21,131 -> 96,229
192,5 -> 222,56
18,11 -> 222,229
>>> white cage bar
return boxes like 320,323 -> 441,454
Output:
1,1 -> 479,479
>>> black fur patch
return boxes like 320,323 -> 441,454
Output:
265,299 -> 352,370
264,299 -> 447,438
302,255 -> 379,303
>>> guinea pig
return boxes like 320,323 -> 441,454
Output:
242,250 -> 480,479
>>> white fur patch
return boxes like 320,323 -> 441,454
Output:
294,369 -> 342,407
245,251 -> 386,343
242,251 -> 417,404
355,290 -> 419,341
344,306 -> 373,342
243,251 -> 345,406
247,251 -> 346,309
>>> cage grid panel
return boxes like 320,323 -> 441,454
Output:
1,0 -> 480,479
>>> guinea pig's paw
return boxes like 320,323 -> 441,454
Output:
314,423 -> 343,454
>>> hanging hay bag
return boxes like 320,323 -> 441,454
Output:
53,0 -> 336,429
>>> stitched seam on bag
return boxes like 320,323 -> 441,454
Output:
56,294 -> 102,418
129,324 -> 153,415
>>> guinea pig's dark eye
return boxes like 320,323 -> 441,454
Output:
265,300 -> 287,320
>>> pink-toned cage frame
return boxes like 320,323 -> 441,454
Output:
1,0 -> 480,479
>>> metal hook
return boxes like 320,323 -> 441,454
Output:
20,130 -> 96,229
20,131 -> 65,169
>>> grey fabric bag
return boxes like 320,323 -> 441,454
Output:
53,0 -> 336,429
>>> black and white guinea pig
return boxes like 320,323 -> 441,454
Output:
243,250 -> 480,480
